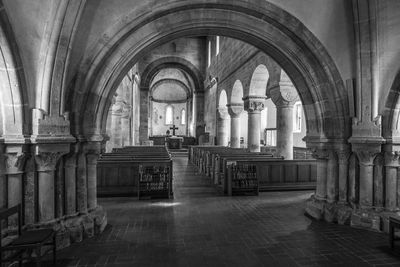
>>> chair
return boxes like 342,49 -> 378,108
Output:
0,204 -> 56,266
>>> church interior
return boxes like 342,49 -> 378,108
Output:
2,0 -> 400,266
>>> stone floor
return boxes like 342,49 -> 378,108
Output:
32,155 -> 400,266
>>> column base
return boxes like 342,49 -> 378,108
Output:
305,195 -> 400,233
25,206 -> 107,250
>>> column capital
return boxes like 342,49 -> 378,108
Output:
311,148 -> 329,160
337,149 -> 351,165
227,103 -> 243,118
352,143 -> 381,166
2,144 -> 29,174
269,81 -> 299,107
384,151 -> 400,167
243,95 -> 266,112
217,107 -> 229,120
34,152 -> 65,172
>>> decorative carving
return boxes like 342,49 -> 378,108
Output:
337,150 -> 351,165
355,150 -> 378,166
384,151 -> 400,167
35,152 -> 64,172
4,153 -> 27,174
311,148 -> 328,160
243,96 -> 265,112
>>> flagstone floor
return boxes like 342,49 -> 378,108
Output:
30,155 -> 400,266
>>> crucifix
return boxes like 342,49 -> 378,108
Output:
169,124 -> 179,136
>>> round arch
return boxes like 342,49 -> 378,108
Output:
0,3 -> 29,138
383,71 -> 400,141
218,90 -> 228,108
231,80 -> 244,104
248,65 -> 269,96
68,1 -> 350,145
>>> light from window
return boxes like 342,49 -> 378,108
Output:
216,36 -> 220,55
265,128 -> 276,146
181,109 -> 186,125
208,40 -> 211,67
293,102 -> 302,132
165,105 -> 173,125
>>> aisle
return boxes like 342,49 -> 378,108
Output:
51,155 -> 398,267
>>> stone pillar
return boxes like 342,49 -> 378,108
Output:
24,156 -> 36,224
354,149 -> 378,208
4,148 -> 26,210
139,89 -> 149,143
227,103 -> 243,148
121,105 -> 131,146
76,150 -> 87,213
276,103 -> 294,159
337,149 -> 351,204
111,102 -> 123,148
64,152 -> 77,216
85,141 -> 102,211
312,149 -> 328,200
0,144 -> 5,209
217,107 -> 229,146
326,150 -> 339,203
35,152 -> 64,222
269,78 -> 299,160
385,151 -> 399,211
194,91 -> 205,136
243,96 -> 265,152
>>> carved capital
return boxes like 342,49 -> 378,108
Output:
269,82 -> 299,107
217,107 -> 229,120
355,150 -> 378,166
227,103 -> 243,118
337,150 -> 351,165
35,152 -> 64,172
243,96 -> 265,112
384,151 -> 400,167
311,148 -> 328,160
4,152 -> 27,174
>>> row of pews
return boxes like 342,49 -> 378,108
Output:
97,146 -> 173,199
189,146 -> 317,195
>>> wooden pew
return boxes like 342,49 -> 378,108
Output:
97,146 -> 173,198
225,159 -> 317,195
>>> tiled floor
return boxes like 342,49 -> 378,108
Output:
39,155 -> 400,266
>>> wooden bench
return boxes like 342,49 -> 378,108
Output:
97,146 -> 173,198
0,204 -> 56,266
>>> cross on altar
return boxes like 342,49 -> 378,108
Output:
169,124 -> 179,136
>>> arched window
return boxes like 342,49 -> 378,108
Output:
165,105 -> 173,125
293,102 -> 302,133
181,109 -> 186,125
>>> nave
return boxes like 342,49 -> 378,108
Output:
46,155 -> 397,267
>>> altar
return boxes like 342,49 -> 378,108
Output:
167,136 -> 184,149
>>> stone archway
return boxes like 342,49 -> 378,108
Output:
67,1 -> 349,148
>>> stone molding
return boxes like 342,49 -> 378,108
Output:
243,96 -> 266,112
227,103 -> 243,118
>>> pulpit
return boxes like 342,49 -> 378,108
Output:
167,136 -> 183,149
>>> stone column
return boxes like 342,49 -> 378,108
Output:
35,152 -> 64,222
64,145 -> 79,216
121,105 -> 131,146
85,141 -> 102,211
269,79 -> 299,160
354,149 -> 378,208
24,156 -> 36,224
337,149 -> 351,204
76,150 -> 87,213
0,144 -> 5,209
312,149 -> 329,200
194,91 -> 205,136
385,151 -> 400,211
243,96 -> 265,152
326,150 -> 339,203
217,107 -> 229,146
139,89 -> 149,143
227,103 -> 243,148
111,101 -> 123,148
4,149 -> 26,210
